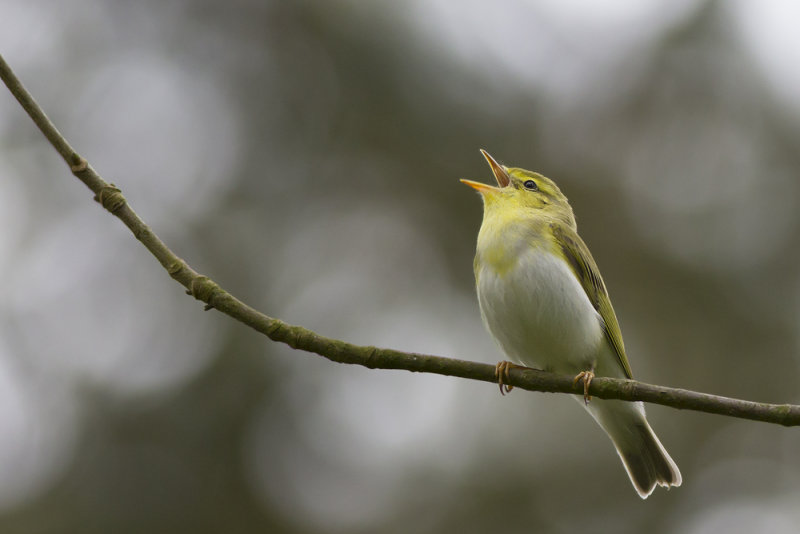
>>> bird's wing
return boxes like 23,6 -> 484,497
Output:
550,222 -> 633,379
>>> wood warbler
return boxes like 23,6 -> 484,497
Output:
462,150 -> 681,498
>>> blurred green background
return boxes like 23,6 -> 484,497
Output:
1,1 -> 800,532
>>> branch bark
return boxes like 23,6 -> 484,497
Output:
2,53 -> 799,427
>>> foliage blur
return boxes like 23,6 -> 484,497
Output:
2,1 -> 800,532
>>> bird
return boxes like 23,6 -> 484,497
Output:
461,150 -> 681,498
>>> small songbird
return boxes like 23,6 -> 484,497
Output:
461,150 -> 681,498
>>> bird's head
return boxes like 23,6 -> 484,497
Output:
461,150 -> 576,229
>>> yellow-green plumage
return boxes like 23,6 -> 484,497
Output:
463,150 -> 681,498
549,221 -> 632,379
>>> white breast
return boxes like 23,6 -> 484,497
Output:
477,248 -> 605,374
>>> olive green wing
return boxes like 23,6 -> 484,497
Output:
550,222 -> 633,379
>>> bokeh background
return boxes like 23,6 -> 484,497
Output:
2,1 -> 800,532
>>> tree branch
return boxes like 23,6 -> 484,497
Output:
2,53 -> 799,427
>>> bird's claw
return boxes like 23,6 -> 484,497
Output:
495,361 -> 532,396
573,370 -> 595,405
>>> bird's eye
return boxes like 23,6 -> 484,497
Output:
523,180 -> 538,191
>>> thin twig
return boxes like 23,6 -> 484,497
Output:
2,53 -> 798,427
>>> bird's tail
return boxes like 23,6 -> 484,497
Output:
584,399 -> 682,499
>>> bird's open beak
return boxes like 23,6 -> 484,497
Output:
460,178 -> 499,194
460,149 -> 511,193
480,149 -> 510,187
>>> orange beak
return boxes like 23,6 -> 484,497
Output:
480,149 -> 511,187
460,178 -> 499,194
460,149 -> 511,193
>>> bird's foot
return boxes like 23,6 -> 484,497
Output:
573,370 -> 595,405
494,361 -> 528,396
